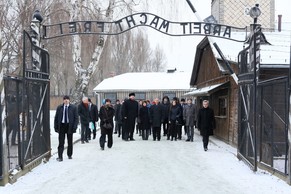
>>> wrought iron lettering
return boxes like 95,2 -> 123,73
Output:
43,12 -> 246,42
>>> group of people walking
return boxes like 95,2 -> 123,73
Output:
54,93 -> 216,161
113,93 -> 216,151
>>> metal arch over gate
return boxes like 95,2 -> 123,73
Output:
42,12 -> 247,42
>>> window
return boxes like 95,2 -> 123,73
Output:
163,92 -> 176,101
218,97 -> 227,116
135,92 -> 146,100
104,93 -> 117,104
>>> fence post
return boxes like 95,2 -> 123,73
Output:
288,38 -> 291,184
0,20 -> 9,186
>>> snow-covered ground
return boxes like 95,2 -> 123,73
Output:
0,111 -> 291,194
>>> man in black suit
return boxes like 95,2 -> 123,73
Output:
88,98 -> 98,140
54,95 -> 79,161
197,100 -> 216,151
122,93 -> 138,141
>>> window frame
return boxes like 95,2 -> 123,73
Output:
218,96 -> 227,117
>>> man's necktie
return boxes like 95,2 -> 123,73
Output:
65,106 -> 68,123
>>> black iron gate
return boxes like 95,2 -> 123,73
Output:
237,43 -> 289,174
257,77 -> 289,174
3,30 -> 50,173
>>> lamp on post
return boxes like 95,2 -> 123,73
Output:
249,4 -> 261,24
249,4 -> 261,172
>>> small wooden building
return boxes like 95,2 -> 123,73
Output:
93,70 -> 191,109
186,31 -> 290,179
185,37 -> 239,145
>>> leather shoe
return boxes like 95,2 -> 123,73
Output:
68,156 -> 72,159
56,158 -> 63,162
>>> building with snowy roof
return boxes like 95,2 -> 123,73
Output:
93,70 -> 191,107
185,29 -> 290,180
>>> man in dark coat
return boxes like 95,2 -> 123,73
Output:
183,98 -> 196,142
161,96 -> 170,136
88,98 -> 98,140
54,95 -> 78,161
78,97 -> 90,143
150,98 -> 164,141
197,100 -> 216,151
122,93 -> 138,141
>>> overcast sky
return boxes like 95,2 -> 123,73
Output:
276,0 -> 291,21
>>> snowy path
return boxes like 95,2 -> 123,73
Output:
1,131 -> 290,194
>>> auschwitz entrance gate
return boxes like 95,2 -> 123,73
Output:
1,1 -> 290,185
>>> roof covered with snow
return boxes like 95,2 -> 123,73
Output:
210,31 -> 291,66
93,71 -> 192,92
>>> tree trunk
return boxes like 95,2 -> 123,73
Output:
70,0 -> 115,104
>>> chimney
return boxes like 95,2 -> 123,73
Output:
278,15 -> 282,32
167,68 -> 177,73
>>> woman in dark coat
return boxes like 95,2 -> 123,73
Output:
114,99 -> 122,137
150,98 -> 164,141
168,99 -> 181,141
139,101 -> 151,140
197,100 -> 216,151
99,99 -> 115,150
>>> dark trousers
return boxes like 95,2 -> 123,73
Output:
136,123 -> 140,134
125,118 -> 136,140
202,135 -> 210,148
99,128 -> 113,149
122,122 -> 128,140
185,126 -> 194,141
129,119 -> 136,139
169,121 -> 177,140
114,121 -> 119,133
81,123 -> 89,142
115,121 -> 122,137
140,124 -> 149,140
88,122 -> 96,139
141,129 -> 150,140
152,126 -> 161,140
177,124 -> 182,140
58,123 -> 73,159
162,119 -> 169,136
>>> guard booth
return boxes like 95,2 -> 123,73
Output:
0,30 -> 51,185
